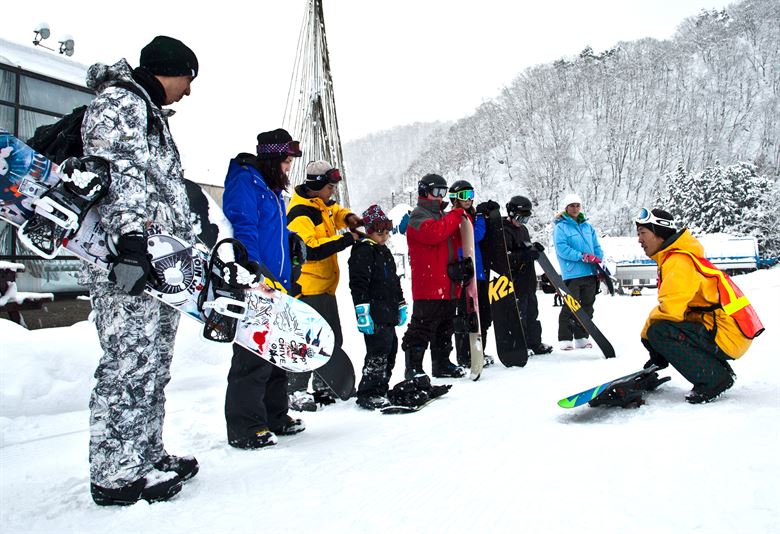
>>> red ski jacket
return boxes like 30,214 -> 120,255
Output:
406,198 -> 464,301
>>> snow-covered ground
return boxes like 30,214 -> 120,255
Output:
1,260 -> 778,534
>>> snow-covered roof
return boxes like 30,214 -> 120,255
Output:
0,37 -> 88,87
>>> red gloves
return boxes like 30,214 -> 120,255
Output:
582,253 -> 601,264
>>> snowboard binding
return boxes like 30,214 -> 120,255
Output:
588,371 -> 671,408
198,238 -> 255,343
17,156 -> 110,258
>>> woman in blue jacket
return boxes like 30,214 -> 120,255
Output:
449,180 -> 492,368
222,128 -> 305,450
552,193 -> 604,351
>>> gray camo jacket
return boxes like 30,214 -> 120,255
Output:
79,59 -> 194,284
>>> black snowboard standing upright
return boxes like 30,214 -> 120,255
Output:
532,244 -> 616,359
482,209 -> 528,367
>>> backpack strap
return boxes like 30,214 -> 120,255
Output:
108,81 -> 160,143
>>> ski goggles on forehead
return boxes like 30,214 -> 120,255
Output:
448,189 -> 475,201
256,140 -> 302,158
511,213 -> 531,224
635,207 -> 674,228
324,168 -> 342,182
430,186 -> 448,198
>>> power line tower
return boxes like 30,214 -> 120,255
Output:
283,0 -> 350,207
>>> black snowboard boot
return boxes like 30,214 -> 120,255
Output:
313,389 -> 337,406
431,348 -> 466,378
91,470 -> 182,506
530,343 -> 553,355
356,395 -> 391,410
271,415 -> 306,435
153,454 -> 199,483
685,373 -> 735,404
227,428 -> 279,449
404,346 -> 427,380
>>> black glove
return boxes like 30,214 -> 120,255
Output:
223,260 -> 262,289
642,338 -> 669,369
476,200 -> 500,216
345,213 -> 362,231
109,232 -> 152,296
532,241 -> 545,252
289,233 -> 307,267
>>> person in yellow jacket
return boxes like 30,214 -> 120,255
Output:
286,160 -> 362,409
636,208 -> 762,404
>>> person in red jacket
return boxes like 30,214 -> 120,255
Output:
401,174 -> 468,379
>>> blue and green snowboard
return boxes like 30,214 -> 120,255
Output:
558,365 -> 670,409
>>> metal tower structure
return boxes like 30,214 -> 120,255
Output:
283,0 -> 350,206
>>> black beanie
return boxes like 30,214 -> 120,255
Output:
140,36 -> 199,78
256,129 -> 302,160
637,208 -> 677,240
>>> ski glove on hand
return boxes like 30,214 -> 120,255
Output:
355,303 -> 375,335
289,233 -> 307,267
532,242 -> 545,252
523,246 -> 540,261
398,301 -> 408,327
109,232 -> 152,296
582,253 -> 601,264
642,338 -> 669,370
345,213 -> 362,231
223,260 -> 263,289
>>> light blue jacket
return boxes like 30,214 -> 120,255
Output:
553,212 -> 604,281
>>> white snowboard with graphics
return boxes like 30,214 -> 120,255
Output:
0,129 -> 333,373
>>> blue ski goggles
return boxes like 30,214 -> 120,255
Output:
635,208 -> 674,228
448,189 -> 475,201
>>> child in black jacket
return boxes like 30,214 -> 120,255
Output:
349,205 -> 406,410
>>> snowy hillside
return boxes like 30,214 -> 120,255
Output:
1,261 -> 778,533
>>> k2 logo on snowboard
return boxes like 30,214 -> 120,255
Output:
563,294 -> 582,312
489,275 -> 515,304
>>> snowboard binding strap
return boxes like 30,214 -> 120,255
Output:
31,196 -> 80,230
16,156 -> 111,259
201,295 -> 248,320
198,238 -> 253,343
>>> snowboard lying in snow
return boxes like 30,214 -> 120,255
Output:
558,365 -> 670,409
380,376 -> 451,414
0,129 -> 333,374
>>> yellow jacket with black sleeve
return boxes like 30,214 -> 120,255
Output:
287,186 -> 356,296
641,229 -> 752,358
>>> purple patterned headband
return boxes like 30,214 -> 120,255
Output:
256,140 -> 303,159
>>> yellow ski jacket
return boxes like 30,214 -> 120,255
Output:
287,186 -> 355,296
642,229 -> 752,358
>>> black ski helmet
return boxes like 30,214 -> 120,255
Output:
506,195 -> 533,218
418,173 -> 448,197
448,179 -> 473,193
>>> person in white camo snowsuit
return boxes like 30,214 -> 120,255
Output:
80,36 -> 200,506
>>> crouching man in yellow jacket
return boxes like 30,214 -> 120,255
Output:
636,208 -> 764,404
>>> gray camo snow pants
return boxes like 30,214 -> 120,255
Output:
88,281 -> 179,488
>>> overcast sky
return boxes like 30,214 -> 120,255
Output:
6,0 -> 727,183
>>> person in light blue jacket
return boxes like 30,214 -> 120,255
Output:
552,193 -> 604,351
